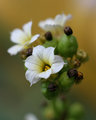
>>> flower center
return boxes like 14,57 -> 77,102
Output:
43,64 -> 51,71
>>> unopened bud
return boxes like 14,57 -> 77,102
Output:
72,58 -> 81,68
41,81 -> 59,100
67,69 -> 78,78
26,48 -> 32,57
76,49 -> 88,62
48,83 -> 57,92
75,72 -> 83,84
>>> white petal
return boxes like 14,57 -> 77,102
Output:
23,21 -> 32,37
39,69 -> 51,79
25,114 -> 38,120
25,70 -> 40,86
51,62 -> 64,74
44,24 -> 62,31
7,45 -> 23,55
10,29 -> 27,44
30,34 -> 40,44
38,18 -> 54,31
38,14 -> 72,31
32,45 -> 45,60
53,55 -> 64,63
25,56 -> 43,72
51,55 -> 65,74
43,47 -> 55,65
55,13 -> 72,26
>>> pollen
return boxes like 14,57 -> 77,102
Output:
43,64 -> 51,71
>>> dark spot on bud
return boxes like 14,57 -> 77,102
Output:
44,31 -> 53,41
26,48 -> 32,57
75,72 -> 83,84
67,68 -> 78,78
48,83 -> 57,92
64,26 -> 73,36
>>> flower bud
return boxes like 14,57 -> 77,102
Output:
44,31 -> 53,41
57,34 -> 78,58
59,72 -> 74,91
43,39 -> 58,48
43,39 -> 58,54
43,106 -> 55,120
64,26 -> 73,36
75,71 -> 83,84
26,48 -> 32,57
67,69 -> 78,78
76,49 -> 89,63
72,58 -> 81,68
20,48 -> 32,59
41,81 -> 59,99
68,103 -> 84,119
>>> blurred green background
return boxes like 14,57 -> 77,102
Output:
0,0 -> 96,120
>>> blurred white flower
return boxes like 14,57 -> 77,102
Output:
25,113 -> 38,120
75,0 -> 96,11
38,13 -> 72,32
25,45 -> 65,86
8,21 -> 40,55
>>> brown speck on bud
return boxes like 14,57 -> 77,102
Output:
64,26 -> 73,36
44,31 -> 53,41
75,72 -> 83,84
26,48 -> 32,57
67,68 -> 78,78
48,83 -> 57,92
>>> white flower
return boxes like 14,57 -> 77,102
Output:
38,13 -> 72,31
8,21 -> 40,55
25,113 -> 38,120
25,45 -> 65,86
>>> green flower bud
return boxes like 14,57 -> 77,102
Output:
57,34 -> 78,58
43,39 -> 58,54
59,72 -> 74,91
76,49 -> 89,63
54,98 -> 68,114
68,103 -> 84,119
43,106 -> 55,120
41,81 -> 59,100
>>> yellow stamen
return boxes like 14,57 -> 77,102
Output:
43,64 -> 51,71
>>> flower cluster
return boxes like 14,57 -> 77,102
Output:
8,13 -> 88,120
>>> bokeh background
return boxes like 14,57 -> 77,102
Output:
0,0 -> 96,120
